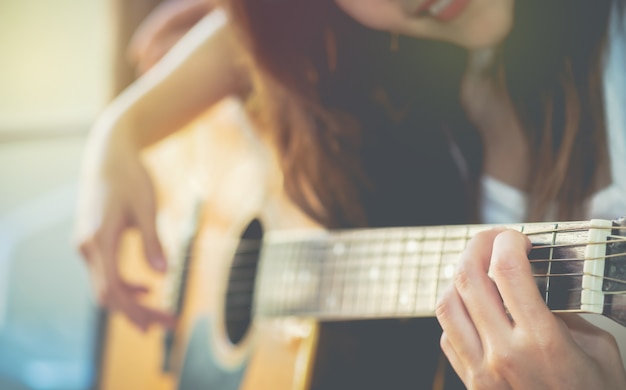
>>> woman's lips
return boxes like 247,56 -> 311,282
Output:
415,0 -> 439,14
416,0 -> 471,22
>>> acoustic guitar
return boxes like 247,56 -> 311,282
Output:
96,98 -> 626,390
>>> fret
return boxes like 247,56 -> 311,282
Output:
354,230 -> 376,315
342,235 -> 359,316
277,242 -> 290,315
406,229 -> 426,315
340,232 -> 358,313
321,238 -> 337,314
434,225 -> 469,306
432,228 -> 445,313
351,234 -> 364,316
292,240 -> 307,314
334,233 -> 351,315
319,238 -> 336,315
303,241 -> 316,313
351,231 -> 367,317
380,230 -> 402,315
307,239 -> 323,314
364,232 -> 383,315
288,241 -> 298,312
279,242 -> 295,313
276,243 -> 296,313
376,231 -> 389,315
467,224 -> 488,241
302,241 -> 317,311
290,241 -> 302,314
271,244 -> 286,314
256,242 -> 276,316
333,232 -> 348,314
355,234 -> 372,316
397,228 -> 421,316
303,238 -> 321,315
524,223 -> 554,310
282,242 -> 294,312
415,227 -> 444,314
379,230 -> 396,315
270,243 -> 283,315
393,230 -> 408,312
545,224 -> 557,306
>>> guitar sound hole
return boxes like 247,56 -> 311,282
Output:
224,219 -> 263,345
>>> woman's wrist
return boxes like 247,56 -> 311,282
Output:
84,108 -> 143,177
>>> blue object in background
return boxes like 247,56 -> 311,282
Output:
0,136 -> 97,390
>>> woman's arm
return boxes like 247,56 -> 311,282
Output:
127,0 -> 216,76
98,8 -> 249,151
108,0 -> 162,95
75,8 -> 250,330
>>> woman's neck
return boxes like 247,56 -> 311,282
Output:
461,48 -> 530,191
465,47 -> 497,77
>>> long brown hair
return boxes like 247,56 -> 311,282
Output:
225,0 -> 623,227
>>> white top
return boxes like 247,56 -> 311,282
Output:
480,9 -> 626,224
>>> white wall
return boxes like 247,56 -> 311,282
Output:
0,0 -> 109,134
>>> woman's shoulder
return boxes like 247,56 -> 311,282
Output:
607,4 -> 626,59
603,4 -> 626,202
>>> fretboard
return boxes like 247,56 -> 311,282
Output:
253,220 -> 613,321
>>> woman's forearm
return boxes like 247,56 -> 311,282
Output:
95,9 -> 249,151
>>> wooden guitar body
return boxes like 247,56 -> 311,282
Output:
99,98 -> 322,390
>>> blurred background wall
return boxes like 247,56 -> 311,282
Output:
0,0 -> 110,388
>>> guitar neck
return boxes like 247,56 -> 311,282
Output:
253,219 -> 619,322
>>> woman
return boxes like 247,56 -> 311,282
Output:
75,0 -> 626,388
222,1 -> 626,388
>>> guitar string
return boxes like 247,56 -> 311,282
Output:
257,223 -> 626,241
182,222 -> 626,247
168,223 -> 626,266
166,269 -> 626,310
223,279 -> 626,316
166,246 -> 626,300
226,305 -> 620,323
177,230 -> 626,256
176,223 -> 611,261
182,232 -> 626,253
163,270 -> 626,313
217,245 -> 626,265
224,300 -> 622,319
182,277 -> 626,314
224,302 -> 621,319
173,236 -> 626,271
269,223 -> 626,238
